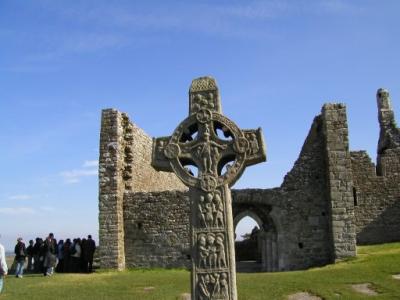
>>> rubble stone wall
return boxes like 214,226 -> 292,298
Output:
350,90 -> 400,245
99,89 -> 400,270
322,104 -> 357,259
98,109 -> 185,269
122,112 -> 340,271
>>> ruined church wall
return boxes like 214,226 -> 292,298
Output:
321,104 -> 356,259
350,89 -> 400,245
101,104 -> 358,271
264,113 -> 333,270
98,109 -> 186,269
121,113 -> 335,271
351,150 -> 400,244
98,109 -> 126,270
123,191 -> 190,268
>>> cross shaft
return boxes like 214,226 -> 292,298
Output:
152,76 -> 266,300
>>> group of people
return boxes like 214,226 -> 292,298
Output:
13,233 -> 96,279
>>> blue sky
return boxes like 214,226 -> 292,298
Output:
1,0 -> 400,251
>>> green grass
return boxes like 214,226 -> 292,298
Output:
2,243 -> 400,299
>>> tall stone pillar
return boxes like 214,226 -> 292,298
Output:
322,104 -> 356,261
98,109 -> 126,270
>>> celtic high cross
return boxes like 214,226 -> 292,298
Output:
152,76 -> 266,300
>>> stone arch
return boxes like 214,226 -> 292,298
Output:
233,206 -> 279,272
234,210 -> 263,231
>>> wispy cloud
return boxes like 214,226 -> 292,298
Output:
60,160 -> 98,184
39,206 -> 55,212
60,169 -> 98,184
83,160 -> 98,168
0,206 -> 56,215
4,0 -> 366,71
9,194 -> 32,200
0,207 -> 36,215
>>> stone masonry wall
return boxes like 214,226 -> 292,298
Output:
321,104 -> 357,260
99,109 -> 186,269
99,102 -> 377,271
98,109 -> 126,270
350,89 -> 400,244
122,112 -> 340,271
124,191 -> 190,268
351,150 -> 400,244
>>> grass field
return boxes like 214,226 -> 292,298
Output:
1,243 -> 400,299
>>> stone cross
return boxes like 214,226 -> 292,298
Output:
152,76 -> 266,300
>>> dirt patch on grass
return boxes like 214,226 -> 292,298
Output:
143,286 -> 155,292
177,293 -> 191,300
392,274 -> 400,280
351,283 -> 378,296
287,292 -> 322,300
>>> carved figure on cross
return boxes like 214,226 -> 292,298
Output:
152,76 -> 266,300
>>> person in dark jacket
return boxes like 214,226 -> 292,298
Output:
33,238 -> 42,273
14,237 -> 26,278
26,240 -> 34,272
84,235 -> 96,273
38,238 -> 46,273
70,238 -> 81,273
80,238 -> 87,272
43,233 -> 57,276
55,240 -> 64,273
63,239 -> 72,273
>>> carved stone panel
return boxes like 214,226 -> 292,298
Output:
152,76 -> 266,300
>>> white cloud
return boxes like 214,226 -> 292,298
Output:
0,207 -> 36,215
83,160 -> 98,168
60,160 -> 98,184
39,206 -> 55,212
8,194 -> 32,200
60,168 -> 98,184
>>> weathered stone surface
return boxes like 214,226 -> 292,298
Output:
98,87 -> 400,275
351,90 -> 400,245
322,103 -> 357,260
151,76 -> 266,300
98,109 -> 186,269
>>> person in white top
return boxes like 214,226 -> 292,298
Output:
0,236 -> 8,294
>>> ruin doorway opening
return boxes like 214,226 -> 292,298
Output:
233,208 -> 278,272
234,213 -> 262,272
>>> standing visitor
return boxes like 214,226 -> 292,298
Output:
26,240 -> 34,272
70,238 -> 81,272
0,236 -> 8,293
33,238 -> 41,273
43,233 -> 57,276
56,240 -> 64,273
14,237 -> 26,278
38,238 -> 46,273
63,239 -> 72,272
80,238 -> 87,272
85,235 -> 96,273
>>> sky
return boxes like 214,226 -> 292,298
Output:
1,0 -> 400,251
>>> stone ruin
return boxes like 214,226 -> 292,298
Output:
98,80 -> 400,273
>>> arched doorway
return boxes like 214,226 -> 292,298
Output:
233,208 -> 278,272
234,214 -> 262,272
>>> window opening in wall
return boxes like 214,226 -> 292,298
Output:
298,242 -> 304,249
353,187 -> 358,206
137,222 -> 143,230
